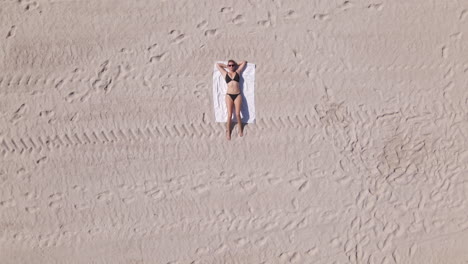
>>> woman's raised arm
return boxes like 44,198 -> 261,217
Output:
216,62 -> 227,76
236,61 -> 247,73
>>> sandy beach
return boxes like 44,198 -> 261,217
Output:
1,0 -> 468,263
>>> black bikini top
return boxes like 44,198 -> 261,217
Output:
225,72 -> 240,83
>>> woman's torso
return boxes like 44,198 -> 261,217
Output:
225,71 -> 241,94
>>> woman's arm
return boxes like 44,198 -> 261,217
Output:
236,61 -> 247,73
216,63 -> 228,76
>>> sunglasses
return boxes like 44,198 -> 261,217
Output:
228,64 -> 236,67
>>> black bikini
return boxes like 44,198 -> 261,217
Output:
225,72 -> 240,83
228,93 -> 239,101
225,72 -> 240,101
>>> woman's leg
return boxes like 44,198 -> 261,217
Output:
225,95 -> 234,140
234,94 -> 243,136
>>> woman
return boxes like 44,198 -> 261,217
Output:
216,60 -> 247,140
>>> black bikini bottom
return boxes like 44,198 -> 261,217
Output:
227,93 -> 240,101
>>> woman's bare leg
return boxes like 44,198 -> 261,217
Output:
225,95 -> 234,140
234,95 -> 243,136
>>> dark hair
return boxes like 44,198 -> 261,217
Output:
228,59 -> 237,66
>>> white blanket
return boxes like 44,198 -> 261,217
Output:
212,61 -> 256,123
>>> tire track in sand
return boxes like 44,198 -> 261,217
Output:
0,114 -> 320,156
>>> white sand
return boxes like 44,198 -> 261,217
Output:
1,1 -> 467,263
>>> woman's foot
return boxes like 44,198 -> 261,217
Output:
226,130 -> 231,140
238,123 -> 243,137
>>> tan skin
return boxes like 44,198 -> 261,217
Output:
216,60 -> 247,140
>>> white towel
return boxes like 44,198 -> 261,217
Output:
212,61 -> 256,123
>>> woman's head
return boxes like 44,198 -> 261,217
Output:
227,60 -> 237,70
